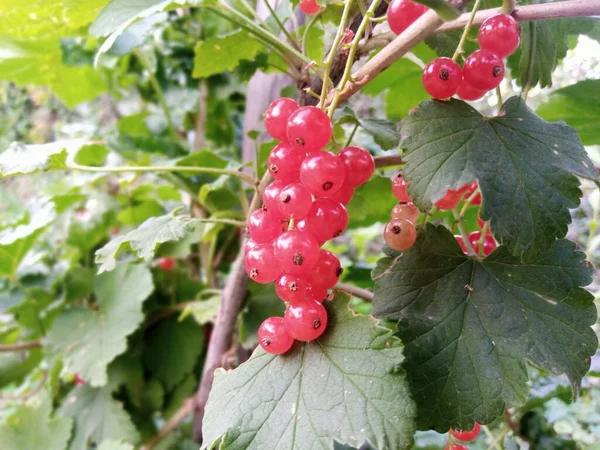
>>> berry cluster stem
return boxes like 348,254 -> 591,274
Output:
328,0 -> 384,117
451,0 -> 483,61
452,208 -> 477,257
319,0 -> 355,109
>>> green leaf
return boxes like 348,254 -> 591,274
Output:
97,440 -> 135,450
400,97 -> 597,256
95,211 -> 204,273
164,373 -> 197,418
337,107 -> 400,150
74,144 -> 109,166
46,263 -> 154,387
143,317 -> 204,390
0,349 -> 43,388
372,224 -> 596,431
424,28 -> 479,58
412,0 -> 460,20
346,175 -> 396,228
304,21 -> 325,62
507,17 -> 596,89
0,394 -> 72,450
60,385 -> 140,449
202,292 -> 417,450
241,283 -> 285,348
362,44 -> 435,120
0,1 -> 111,39
193,31 -> 265,78
179,295 -> 220,325
537,79 -> 600,146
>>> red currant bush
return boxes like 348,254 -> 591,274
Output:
284,299 -> 328,341
422,57 -> 463,99
478,14 -> 520,57
258,317 -> 295,354
287,106 -> 332,152
264,97 -> 299,141
387,0 -> 428,35
451,422 -> 481,442
463,49 -> 505,91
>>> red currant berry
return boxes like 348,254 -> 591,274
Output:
300,151 -> 346,197
324,182 -> 354,205
391,202 -> 420,223
273,230 -> 320,275
338,146 -> 375,187
477,217 -> 485,229
455,235 -> 467,254
278,183 -> 313,219
478,14 -> 520,57
307,284 -> 328,302
387,0 -> 428,35
435,190 -> 462,210
306,250 -> 342,290
268,142 -> 305,183
284,299 -> 328,341
463,49 -> 505,91
457,81 -> 486,101
287,106 -> 332,152
245,243 -> 281,283
264,98 -> 299,141
297,198 -> 349,245
258,317 -> 295,354
275,274 -> 311,303
158,257 -> 175,271
461,181 -> 482,205
248,208 -> 281,243
299,0 -> 320,15
384,218 -> 417,251
471,192 -> 482,205
445,445 -> 468,450
262,180 -> 288,221
468,231 -> 497,256
451,422 -> 481,442
74,374 -> 86,386
422,57 -> 463,99
392,174 -> 411,202
245,238 -> 259,254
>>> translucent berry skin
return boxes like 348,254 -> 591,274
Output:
457,81 -> 487,101
461,181 -> 482,205
384,218 -> 417,251
287,106 -> 332,152
339,146 -> 375,187
451,422 -> 481,442
391,202 -> 420,224
463,49 -> 505,91
477,217 -> 485,229
245,244 -> 281,283
262,180 -> 288,221
455,235 -> 467,254
268,142 -> 305,183
258,317 -> 294,355
387,0 -> 428,35
325,182 -> 354,205
392,174 -> 411,202
264,98 -> 299,141
435,190 -> 462,210
299,0 -> 320,14
275,274 -> 311,303
273,230 -> 320,275
422,57 -> 463,99
245,238 -> 259,254
306,250 -> 343,290
284,299 -> 328,341
278,183 -> 313,219
300,151 -> 346,197
297,198 -> 349,245
468,231 -> 497,255
445,445 -> 468,450
478,14 -> 520,57
248,208 -> 281,243
159,257 -> 175,271
307,284 -> 328,303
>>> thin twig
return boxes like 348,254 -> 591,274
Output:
374,154 -> 403,168
336,282 -> 374,301
0,370 -> 47,401
0,340 -> 42,352
141,397 -> 194,450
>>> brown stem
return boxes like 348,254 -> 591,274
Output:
336,282 -> 374,301
141,397 -> 194,450
374,154 -> 404,168
0,340 -> 42,352
192,81 -> 209,152
192,173 -> 272,441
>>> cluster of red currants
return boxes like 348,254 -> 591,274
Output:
387,0 -> 520,101
247,97 -> 375,355
446,422 -> 481,449
455,217 -> 497,256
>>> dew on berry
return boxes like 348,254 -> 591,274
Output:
284,299 -> 328,341
264,97 -> 299,141
287,106 -> 332,152
384,218 -> 417,251
387,0 -> 428,35
422,57 -> 463,99
258,317 -> 295,354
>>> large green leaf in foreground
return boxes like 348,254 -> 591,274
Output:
400,97 -> 597,256
202,293 -> 416,450
372,225 -> 596,431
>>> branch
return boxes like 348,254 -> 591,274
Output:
192,172 -> 273,441
336,282 -> 374,302
141,397 -> 194,450
0,340 -> 42,352
374,154 -> 403,168
0,370 -> 48,401
341,0 -> 600,104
